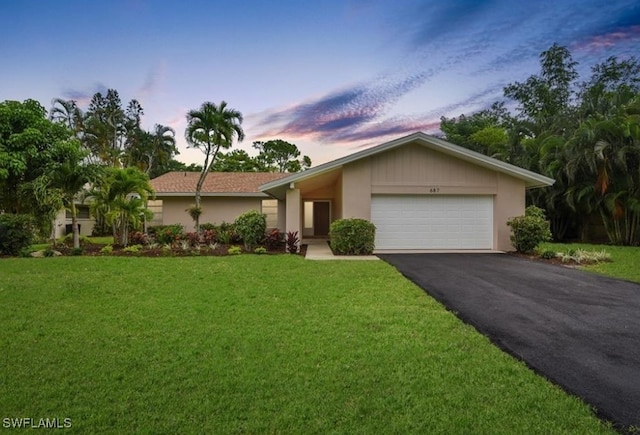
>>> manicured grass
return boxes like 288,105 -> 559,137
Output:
0,256 -> 613,433
542,242 -> 640,283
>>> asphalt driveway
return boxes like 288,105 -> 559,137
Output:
378,253 -> 640,430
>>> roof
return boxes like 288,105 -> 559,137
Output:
151,172 -> 289,197
260,131 -> 555,195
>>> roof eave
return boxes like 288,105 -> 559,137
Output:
260,131 -> 555,191
153,192 -> 270,198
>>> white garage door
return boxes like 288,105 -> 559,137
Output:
371,195 -> 493,250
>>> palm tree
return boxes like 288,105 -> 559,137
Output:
185,101 -> 244,232
33,140 -> 102,248
50,98 -> 84,135
565,89 -> 640,245
91,167 -> 154,245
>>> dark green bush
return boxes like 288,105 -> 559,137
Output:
234,210 -> 266,250
215,222 -> 240,245
541,250 -> 557,260
507,206 -> 552,254
0,214 -> 34,256
70,247 -> 84,256
330,218 -> 376,255
150,224 -> 184,245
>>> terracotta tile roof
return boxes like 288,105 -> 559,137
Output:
150,171 -> 288,195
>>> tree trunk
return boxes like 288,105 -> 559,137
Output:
120,217 -> 128,246
193,143 -> 220,235
194,173 -> 204,234
71,203 -> 80,249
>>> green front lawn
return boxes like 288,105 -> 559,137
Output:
541,242 -> 640,283
0,256 -> 612,433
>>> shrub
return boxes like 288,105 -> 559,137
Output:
202,229 -> 217,245
0,214 -> 34,256
200,223 -> 217,231
540,250 -> 557,260
178,240 -> 191,251
253,246 -> 267,255
264,229 -> 283,250
329,218 -> 376,255
506,206 -> 552,254
70,247 -> 84,256
228,246 -> 242,255
234,210 -> 266,250
123,244 -> 142,254
216,222 -> 240,244
152,224 -> 184,245
184,232 -> 201,247
128,231 -> 148,246
286,231 -> 299,254
100,245 -> 114,255
557,248 -> 611,264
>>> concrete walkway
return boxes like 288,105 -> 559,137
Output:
304,239 -> 379,261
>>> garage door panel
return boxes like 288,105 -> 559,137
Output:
371,195 -> 493,250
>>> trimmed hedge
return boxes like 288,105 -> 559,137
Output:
330,218 -> 376,255
234,210 -> 266,250
507,206 -> 552,253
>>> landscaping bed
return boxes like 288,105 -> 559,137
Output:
30,241 -> 308,257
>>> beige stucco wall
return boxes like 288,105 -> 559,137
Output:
339,141 -> 526,251
494,173 -> 526,251
370,143 -> 497,193
160,196 -> 264,232
286,189 -> 301,240
342,159 -> 371,220
333,173 -> 343,220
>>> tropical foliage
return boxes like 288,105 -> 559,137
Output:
50,89 -> 179,173
441,44 -> 640,245
90,167 -> 154,246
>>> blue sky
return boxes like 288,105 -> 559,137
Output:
2,0 -> 639,166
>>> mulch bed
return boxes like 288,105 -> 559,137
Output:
50,243 -> 308,257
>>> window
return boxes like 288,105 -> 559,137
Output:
66,205 -> 90,219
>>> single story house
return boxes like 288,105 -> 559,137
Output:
150,172 -> 288,231
153,132 -> 554,252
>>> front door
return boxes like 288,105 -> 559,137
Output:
313,202 -> 330,236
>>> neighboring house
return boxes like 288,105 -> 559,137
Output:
150,172 -> 288,231
260,132 -> 554,252
53,204 -> 95,239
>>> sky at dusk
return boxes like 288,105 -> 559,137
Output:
2,0 -> 640,166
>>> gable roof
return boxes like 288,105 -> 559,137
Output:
260,132 -> 555,195
151,172 -> 288,197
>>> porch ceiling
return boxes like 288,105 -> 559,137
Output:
295,168 -> 342,196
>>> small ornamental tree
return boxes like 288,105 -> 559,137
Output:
507,205 -> 552,253
234,210 -> 266,251
330,218 -> 376,255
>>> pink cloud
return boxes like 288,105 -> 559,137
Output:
573,25 -> 640,53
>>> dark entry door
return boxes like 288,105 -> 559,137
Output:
313,202 -> 330,236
